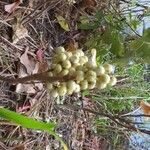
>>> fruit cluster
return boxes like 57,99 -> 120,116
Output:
47,47 -> 117,98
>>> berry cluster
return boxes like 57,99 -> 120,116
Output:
47,47 -> 117,98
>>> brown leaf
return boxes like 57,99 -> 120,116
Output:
4,0 -> 22,13
36,49 -> 44,63
16,48 -> 44,94
20,48 -> 35,74
16,66 -> 36,93
83,0 -> 97,8
36,49 -> 48,73
140,100 -> 150,115
66,39 -> 78,52
11,144 -> 25,150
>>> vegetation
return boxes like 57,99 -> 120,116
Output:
0,0 -> 150,149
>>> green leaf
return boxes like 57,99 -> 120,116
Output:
0,107 -> 68,150
101,28 -> 125,57
78,11 -> 103,30
56,15 -> 70,31
78,21 -> 100,30
130,28 -> 150,62
0,107 -> 55,130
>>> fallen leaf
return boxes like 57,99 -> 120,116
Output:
66,39 -> 78,52
140,100 -> 150,115
36,49 -> 48,73
36,49 -> 44,63
83,0 -> 97,8
4,0 -> 22,13
12,144 -> 25,150
16,48 -> 44,94
30,91 -> 43,106
16,66 -> 36,94
56,15 -> 70,31
20,48 -> 35,74
12,22 -> 29,44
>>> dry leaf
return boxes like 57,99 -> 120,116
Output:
83,0 -> 97,8
140,100 -> 150,122
12,144 -> 25,150
36,49 -> 48,73
140,100 -> 150,115
20,48 -> 35,74
66,39 -> 78,52
16,48 -> 44,94
4,0 -> 22,13
16,66 -> 36,94
56,15 -> 70,31
36,49 -> 44,63
12,23 -> 28,44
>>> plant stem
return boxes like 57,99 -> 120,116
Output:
0,72 -> 75,84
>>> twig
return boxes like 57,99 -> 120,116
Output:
122,114 -> 150,118
22,0 -> 61,25
120,0 -> 148,9
0,36 -> 23,52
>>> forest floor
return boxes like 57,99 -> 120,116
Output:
0,0 -> 112,150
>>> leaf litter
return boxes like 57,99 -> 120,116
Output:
16,47 -> 44,93
0,0 -> 110,149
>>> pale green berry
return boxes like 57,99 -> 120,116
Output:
62,60 -> 71,69
67,80 -> 77,92
79,56 -> 88,65
109,76 -> 117,86
67,88 -> 74,95
51,89 -> 59,98
47,83 -> 53,90
80,80 -> 88,90
48,71 -> 53,77
88,81 -> 96,89
61,69 -> 69,76
98,74 -> 110,84
53,81 -> 60,86
73,63 -> 80,68
76,70 -> 84,82
58,85 -> 67,96
77,49 -> 84,56
86,70 -> 97,82
53,64 -> 62,73
70,55 -> 79,64
55,46 -> 65,54
73,50 -> 84,57
65,51 -> 72,58
87,70 -> 97,77
72,51 -> 80,58
76,65 -> 83,71
82,66 -> 88,72
103,63 -> 115,74
96,82 -> 107,89
95,66 -> 105,75
57,52 -> 67,62
87,75 -> 96,82
85,62 -> 96,69
69,67 -> 76,75
74,84 -> 81,93
50,64 -> 56,69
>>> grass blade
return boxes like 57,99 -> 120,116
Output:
0,107 -> 68,150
